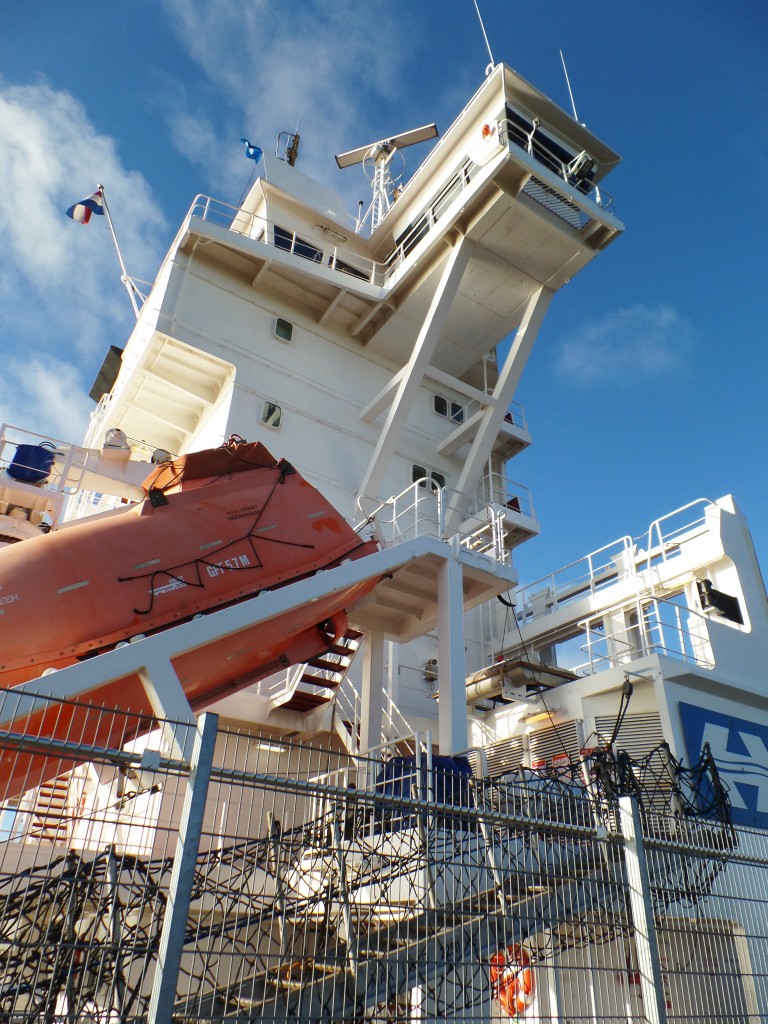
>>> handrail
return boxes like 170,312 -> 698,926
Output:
498,118 -> 615,212
516,498 -> 719,622
575,594 -> 715,675
188,195 -> 390,287
184,113 -> 614,295
358,477 -> 534,566
641,498 -> 714,574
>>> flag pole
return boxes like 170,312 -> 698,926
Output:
97,184 -> 141,319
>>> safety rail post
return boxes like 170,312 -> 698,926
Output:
618,794 -> 668,1024
147,711 -> 218,1024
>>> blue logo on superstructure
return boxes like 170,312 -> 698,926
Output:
680,702 -> 768,829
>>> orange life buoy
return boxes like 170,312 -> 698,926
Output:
489,944 -> 535,1017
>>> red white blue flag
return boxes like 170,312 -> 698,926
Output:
66,188 -> 105,224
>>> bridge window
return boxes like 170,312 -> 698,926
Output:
274,225 -> 322,262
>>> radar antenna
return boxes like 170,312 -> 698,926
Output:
335,123 -> 438,233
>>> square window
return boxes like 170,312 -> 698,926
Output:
274,317 -> 293,343
262,402 -> 282,428
434,395 -> 448,417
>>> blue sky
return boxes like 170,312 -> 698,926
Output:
1,1 -> 766,586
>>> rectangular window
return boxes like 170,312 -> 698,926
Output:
261,401 -> 282,428
274,317 -> 293,342
412,465 -> 446,492
433,393 -> 465,423
274,226 -> 322,262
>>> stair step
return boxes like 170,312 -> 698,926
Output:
306,656 -> 349,673
325,642 -> 356,656
282,692 -> 331,712
300,673 -> 341,689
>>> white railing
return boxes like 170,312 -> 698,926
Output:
189,195 -> 390,286
449,395 -> 528,433
516,498 -> 717,626
640,499 -> 712,573
499,118 -> 615,214
332,669 -> 420,760
359,477 -> 535,567
575,596 -> 715,676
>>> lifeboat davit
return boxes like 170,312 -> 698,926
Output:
0,435 -> 379,703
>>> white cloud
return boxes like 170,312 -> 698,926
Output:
0,355 -> 93,443
159,0 -> 420,200
0,79 -> 167,440
553,304 -> 692,385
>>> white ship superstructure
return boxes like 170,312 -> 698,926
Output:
71,62 -> 623,749
1,60 -> 768,1024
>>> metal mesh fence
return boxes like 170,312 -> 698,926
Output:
0,689 -> 766,1023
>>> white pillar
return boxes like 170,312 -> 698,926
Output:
360,629 -> 385,753
619,795 -> 668,1024
437,552 -> 468,754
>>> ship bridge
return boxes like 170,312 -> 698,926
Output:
90,63 -> 621,474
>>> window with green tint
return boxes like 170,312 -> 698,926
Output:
274,317 -> 293,342
262,401 -> 282,428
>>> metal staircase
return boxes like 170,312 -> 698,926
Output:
26,773 -> 73,843
273,629 -> 365,713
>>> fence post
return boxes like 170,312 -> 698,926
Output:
619,794 -> 668,1024
147,712 -> 218,1024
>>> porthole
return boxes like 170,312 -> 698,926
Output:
274,317 -> 293,343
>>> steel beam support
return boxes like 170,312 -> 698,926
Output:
437,549 -> 468,755
360,629 -> 385,752
445,285 -> 552,532
138,657 -> 197,761
619,794 -> 669,1024
359,366 -> 407,423
358,236 -> 475,502
147,711 -> 218,1024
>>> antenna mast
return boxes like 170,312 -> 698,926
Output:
559,49 -> 580,122
335,123 -> 438,233
472,0 -> 496,74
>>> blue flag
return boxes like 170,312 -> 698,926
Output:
241,138 -> 262,163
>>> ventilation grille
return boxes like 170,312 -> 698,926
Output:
523,176 -> 583,228
528,720 -> 580,767
594,711 -> 664,759
482,736 -> 525,779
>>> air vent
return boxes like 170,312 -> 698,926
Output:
594,711 -> 664,760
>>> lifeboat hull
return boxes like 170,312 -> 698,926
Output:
0,440 -> 380,794
0,440 -> 377,686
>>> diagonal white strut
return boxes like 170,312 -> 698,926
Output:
444,285 -> 553,533
357,237 -> 475,504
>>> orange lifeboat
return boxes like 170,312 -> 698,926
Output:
489,944 -> 535,1017
0,436 -> 379,699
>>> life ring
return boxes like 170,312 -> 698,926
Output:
489,944 -> 535,1017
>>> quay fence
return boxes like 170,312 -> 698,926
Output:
0,689 -> 765,1024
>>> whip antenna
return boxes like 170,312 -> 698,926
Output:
472,0 -> 496,74
560,48 -> 580,122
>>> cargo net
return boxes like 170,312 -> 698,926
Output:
0,745 -> 734,1024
